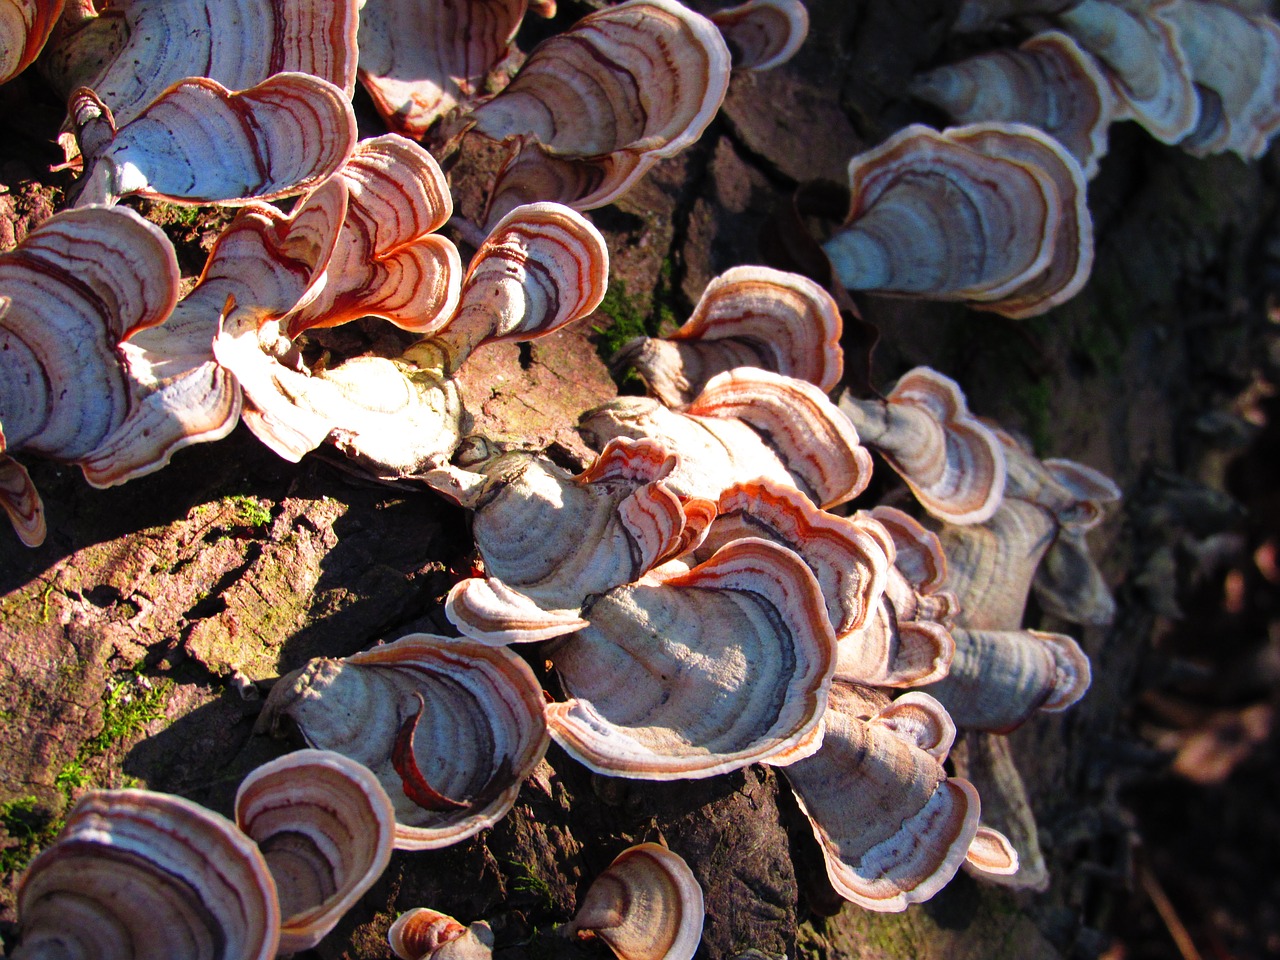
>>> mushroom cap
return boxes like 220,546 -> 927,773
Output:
235,750 -> 397,954
257,634 -> 549,850
357,0 -> 526,140
388,908 -> 495,960
0,454 -> 45,547
15,789 -> 281,960
74,72 -> 358,207
1,0 -> 65,84
50,0 -> 359,128
614,265 -> 843,407
911,30 -> 1114,179
470,0 -> 731,212
546,537 -> 837,779
709,0 -> 809,71
782,683 -> 980,911
566,843 -> 705,960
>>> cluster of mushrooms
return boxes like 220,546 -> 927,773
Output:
2,0 -> 1277,956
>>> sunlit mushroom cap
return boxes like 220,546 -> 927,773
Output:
15,789 -> 280,960
469,0 -> 731,215
389,908 -> 495,960
46,0 -> 359,128
0,205 -> 180,544
709,0 -> 808,71
358,0 -> 526,140
613,265 -> 843,407
1,0 -> 64,84
920,627 -> 1091,732
823,123 -> 1084,318
1161,0 -> 1280,159
965,825 -> 1021,879
840,367 -> 1007,525
910,31 -> 1114,178
546,537 -> 837,779
1057,0 -> 1199,144
257,634 -> 549,850
74,73 -> 358,207
437,439 -> 689,644
781,683 -> 980,911
565,843 -> 705,960
235,750 -> 397,954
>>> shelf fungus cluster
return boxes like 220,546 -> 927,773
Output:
13,750 -> 397,960
821,122 -> 1094,319
944,0 -> 1280,161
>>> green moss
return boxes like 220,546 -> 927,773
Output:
224,494 -> 272,528
593,277 -> 657,359
0,796 -> 61,878
503,858 -> 555,912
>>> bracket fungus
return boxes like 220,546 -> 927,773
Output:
612,265 -> 843,407
257,634 -> 549,850
839,367 -> 1007,525
467,0 -> 732,219
565,842 -> 705,960
14,789 -> 281,960
43,0 -> 359,129
234,750 -> 397,954
708,0 -> 809,71
432,438 -> 692,644
357,0 -> 526,141
389,908 -> 495,960
581,368 -> 872,509
823,123 -> 1093,319
0,0 -> 63,84
781,683 -> 981,912
910,31 -> 1115,178
0,205 -> 181,546
72,72 -> 358,207
545,537 -> 837,779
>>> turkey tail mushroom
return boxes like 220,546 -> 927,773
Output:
0,0 -> 64,84
389,908 -> 495,960
709,0 -> 809,71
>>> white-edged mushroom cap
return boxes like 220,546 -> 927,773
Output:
74,73 -> 358,207
1,0 -> 64,84
566,843 -> 705,960
709,0 -> 809,71
388,908 -> 494,960
614,265 -> 843,407
235,750 -> 397,954
546,537 -> 837,779
357,0 -> 525,141
256,634 -> 549,851
14,789 -> 281,960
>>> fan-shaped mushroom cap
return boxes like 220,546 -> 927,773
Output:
74,73 -> 358,207
838,507 -> 957,687
469,0 -> 731,216
921,627 -> 1091,732
45,0 -> 358,127
235,750 -> 396,954
257,634 -> 549,850
692,479 -> 892,641
358,0 -> 526,140
840,367 -> 1007,525
709,0 -> 808,71
911,31 -> 1114,178
1,0 -> 64,84
428,202 -> 609,374
389,908 -> 495,960
613,265 -> 842,407
823,123 -> 1078,317
781,683 -> 980,912
0,455 -> 44,547
0,205 -> 181,543
583,369 -> 872,509
438,439 -> 688,644
965,825 -> 1021,879
1161,0 -> 1280,158
14,789 -> 280,960
280,134 -> 461,337
1057,0 -> 1199,143
546,537 -> 837,779
946,122 -> 1093,319
565,843 -> 705,960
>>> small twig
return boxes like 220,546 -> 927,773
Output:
1138,861 -> 1204,960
